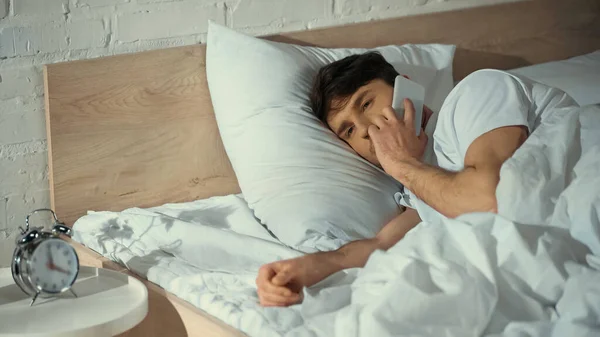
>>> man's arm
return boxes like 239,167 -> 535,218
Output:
389,126 -> 528,218
325,207 -> 421,269
369,100 -> 528,218
256,208 -> 421,306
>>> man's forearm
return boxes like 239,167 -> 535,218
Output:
324,238 -> 380,271
298,239 -> 380,288
389,159 -> 498,218
305,208 -> 421,286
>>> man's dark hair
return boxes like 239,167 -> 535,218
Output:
310,52 -> 399,123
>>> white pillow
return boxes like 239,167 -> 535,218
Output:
206,22 -> 455,251
510,50 -> 600,106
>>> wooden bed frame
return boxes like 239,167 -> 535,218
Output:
43,0 -> 600,336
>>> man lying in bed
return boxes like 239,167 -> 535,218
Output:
256,52 -> 575,306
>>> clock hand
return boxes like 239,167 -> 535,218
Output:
47,243 -> 54,267
53,265 -> 70,275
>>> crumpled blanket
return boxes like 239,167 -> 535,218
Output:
74,105 -> 600,337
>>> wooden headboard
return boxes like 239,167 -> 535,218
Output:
45,0 -> 600,226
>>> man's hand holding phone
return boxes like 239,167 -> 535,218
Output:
368,99 -> 429,177
391,75 -> 425,136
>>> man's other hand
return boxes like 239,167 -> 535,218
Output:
256,254 -> 336,307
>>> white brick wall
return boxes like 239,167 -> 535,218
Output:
116,2 -> 224,42
0,66 -> 43,99
231,0 -> 330,28
0,0 -> 8,19
13,0 -> 68,16
0,0 -> 519,267
77,0 -> 129,7
68,19 -> 108,49
13,23 -> 69,56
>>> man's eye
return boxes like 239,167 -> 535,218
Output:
346,126 -> 355,137
362,100 -> 372,111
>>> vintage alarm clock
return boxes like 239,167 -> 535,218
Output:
11,209 -> 79,306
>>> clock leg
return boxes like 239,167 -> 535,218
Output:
69,288 -> 78,298
30,292 -> 40,307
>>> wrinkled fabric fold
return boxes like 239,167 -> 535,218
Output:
74,105 -> 600,336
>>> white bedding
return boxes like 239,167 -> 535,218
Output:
73,105 -> 600,337
509,50 -> 600,107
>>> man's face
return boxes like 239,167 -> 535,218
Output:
326,79 -> 432,167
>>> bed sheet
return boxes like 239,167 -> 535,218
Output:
73,194 -> 313,336
74,105 -> 600,337
509,50 -> 600,106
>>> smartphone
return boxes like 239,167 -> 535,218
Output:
391,75 -> 425,136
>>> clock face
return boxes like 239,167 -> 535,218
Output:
28,238 -> 79,294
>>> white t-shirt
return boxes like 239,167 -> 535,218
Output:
395,69 -> 578,224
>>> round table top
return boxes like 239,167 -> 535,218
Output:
0,266 -> 148,337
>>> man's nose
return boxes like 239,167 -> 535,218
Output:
355,118 -> 370,139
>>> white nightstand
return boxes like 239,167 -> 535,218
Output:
0,266 -> 148,337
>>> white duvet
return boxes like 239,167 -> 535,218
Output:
73,104 -> 600,337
